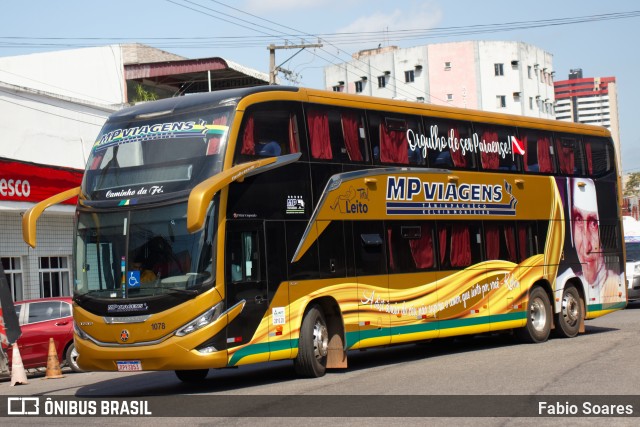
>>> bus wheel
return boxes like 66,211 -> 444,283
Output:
294,304 -> 329,378
65,343 -> 83,373
516,286 -> 551,343
175,369 -> 209,383
554,285 -> 583,338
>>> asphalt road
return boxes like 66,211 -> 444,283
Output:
2,301 -> 640,426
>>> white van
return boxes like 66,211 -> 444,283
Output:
624,217 -> 640,301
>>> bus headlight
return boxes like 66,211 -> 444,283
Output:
175,302 -> 224,337
73,322 -> 88,340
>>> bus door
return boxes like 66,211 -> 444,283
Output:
352,221 -> 390,347
225,220 -> 271,353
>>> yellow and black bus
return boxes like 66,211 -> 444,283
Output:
23,86 -> 626,382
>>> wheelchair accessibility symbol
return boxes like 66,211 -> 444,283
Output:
127,271 -> 141,288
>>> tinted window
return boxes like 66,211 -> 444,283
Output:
473,124 -> 520,172
28,301 -> 61,323
519,129 -> 556,174
584,137 -> 613,176
420,118 -> 476,169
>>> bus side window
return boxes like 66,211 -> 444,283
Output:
583,137 -> 612,176
235,104 -> 301,164
387,222 -> 435,273
423,119 -> 475,169
484,222 -> 518,262
520,129 -> 556,174
555,136 -> 585,176
473,124 -> 520,172
227,230 -> 260,282
307,107 -> 333,161
438,222 -> 482,269
340,110 -> 368,163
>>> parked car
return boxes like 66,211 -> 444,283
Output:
1,297 -> 82,372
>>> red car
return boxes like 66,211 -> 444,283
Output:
1,297 -> 81,372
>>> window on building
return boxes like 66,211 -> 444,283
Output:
1,257 -> 23,301
39,256 -> 71,298
404,70 -> 415,83
446,94 -> 454,101
496,95 -> 506,108
377,75 -> 386,88
355,81 -> 364,93
332,85 -> 343,92
494,63 -> 504,76
444,61 -> 452,70
529,97 -> 534,110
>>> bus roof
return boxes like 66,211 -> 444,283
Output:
107,85 -> 611,138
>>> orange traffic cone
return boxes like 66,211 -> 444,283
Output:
9,343 -> 28,386
43,338 -> 64,379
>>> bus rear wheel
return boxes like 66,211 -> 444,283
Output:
554,285 -> 583,338
516,286 -> 551,343
294,304 -> 329,378
175,369 -> 209,383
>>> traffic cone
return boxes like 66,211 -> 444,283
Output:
9,343 -> 28,386
43,338 -> 64,379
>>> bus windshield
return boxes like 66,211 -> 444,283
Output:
74,201 -> 216,299
82,106 -> 233,202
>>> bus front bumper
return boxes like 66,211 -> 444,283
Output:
74,333 -> 229,372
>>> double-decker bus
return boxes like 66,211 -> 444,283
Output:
22,86 -> 626,382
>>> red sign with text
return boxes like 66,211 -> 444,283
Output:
0,158 -> 83,205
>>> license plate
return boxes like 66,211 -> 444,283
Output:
117,361 -> 142,371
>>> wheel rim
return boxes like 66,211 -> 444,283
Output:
312,319 -> 329,360
562,291 -> 580,327
70,346 -> 79,370
530,297 -> 547,332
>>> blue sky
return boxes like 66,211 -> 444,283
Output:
1,0 -> 639,173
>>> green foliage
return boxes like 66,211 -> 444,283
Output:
131,84 -> 158,103
624,172 -> 640,197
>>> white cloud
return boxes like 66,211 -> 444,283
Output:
337,2 -> 443,36
244,0 -> 331,13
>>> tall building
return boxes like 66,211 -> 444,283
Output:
554,69 -> 621,173
324,41 -> 555,119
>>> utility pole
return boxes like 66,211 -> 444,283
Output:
268,42 -> 323,85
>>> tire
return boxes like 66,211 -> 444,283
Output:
516,286 -> 551,343
175,369 -> 209,383
554,285 -> 583,338
65,343 -> 84,373
294,304 -> 329,378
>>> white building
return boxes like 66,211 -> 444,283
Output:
324,41 -> 555,119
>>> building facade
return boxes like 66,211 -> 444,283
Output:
324,41 -> 555,119
554,69 -> 621,173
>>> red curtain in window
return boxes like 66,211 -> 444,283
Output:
517,224 -> 528,262
387,228 -> 395,272
537,137 -> 552,173
206,114 -> 228,155
409,224 -> 434,269
439,227 -> 448,265
557,141 -> 575,175
485,224 -> 500,260
449,127 -> 467,167
480,130 -> 500,170
288,114 -> 299,154
585,142 -> 593,175
341,112 -> 363,161
504,225 -> 517,262
240,115 -> 255,155
451,225 -> 471,267
380,121 -> 408,164
307,109 -> 332,159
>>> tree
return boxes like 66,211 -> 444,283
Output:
131,83 -> 158,103
624,172 -> 640,197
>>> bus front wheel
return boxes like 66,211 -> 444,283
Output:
175,369 -> 209,383
554,285 -> 583,338
516,286 -> 551,343
294,304 -> 329,378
